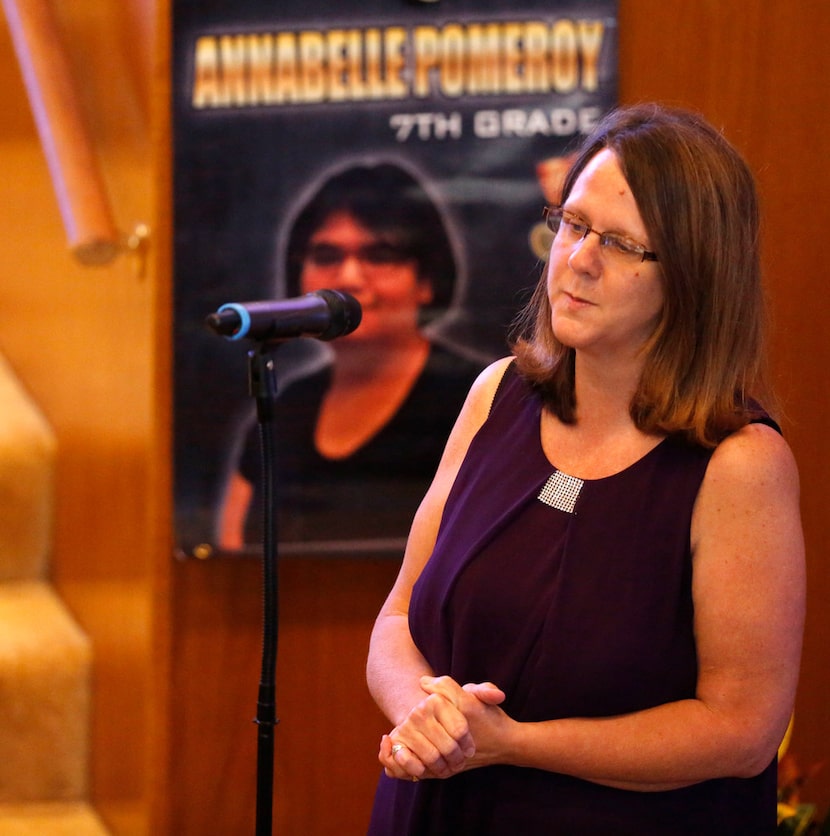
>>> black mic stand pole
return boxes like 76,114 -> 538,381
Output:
205,289 -> 360,834
247,341 -> 282,836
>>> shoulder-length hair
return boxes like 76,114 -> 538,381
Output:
512,103 -> 770,447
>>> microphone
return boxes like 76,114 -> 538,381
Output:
205,289 -> 362,342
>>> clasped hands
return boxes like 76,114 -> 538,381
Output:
379,675 -> 508,782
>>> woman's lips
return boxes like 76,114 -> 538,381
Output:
563,290 -> 595,306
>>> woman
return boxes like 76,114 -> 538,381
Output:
218,162 -> 483,550
366,104 -> 805,833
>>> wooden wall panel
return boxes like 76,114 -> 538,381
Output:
170,557 -> 399,835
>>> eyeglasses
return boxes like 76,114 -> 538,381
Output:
304,242 -> 414,269
544,206 -> 658,263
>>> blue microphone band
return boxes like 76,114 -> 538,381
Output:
216,303 -> 250,340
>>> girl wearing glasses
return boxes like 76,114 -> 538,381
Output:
218,162 -> 484,550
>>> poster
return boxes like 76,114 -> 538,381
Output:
173,0 -> 619,559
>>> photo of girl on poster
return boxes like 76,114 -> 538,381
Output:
216,160 -> 486,553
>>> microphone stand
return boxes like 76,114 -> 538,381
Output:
247,341 -> 281,836
204,289 -> 361,835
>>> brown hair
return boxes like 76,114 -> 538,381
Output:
512,103 -> 770,447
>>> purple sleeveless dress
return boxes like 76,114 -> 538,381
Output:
368,364 -> 777,835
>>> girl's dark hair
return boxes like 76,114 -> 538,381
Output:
285,162 -> 457,320
512,103 -> 770,446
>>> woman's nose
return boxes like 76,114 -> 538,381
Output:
567,231 -> 602,275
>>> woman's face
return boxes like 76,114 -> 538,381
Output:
546,148 -> 664,366
300,211 -> 433,345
